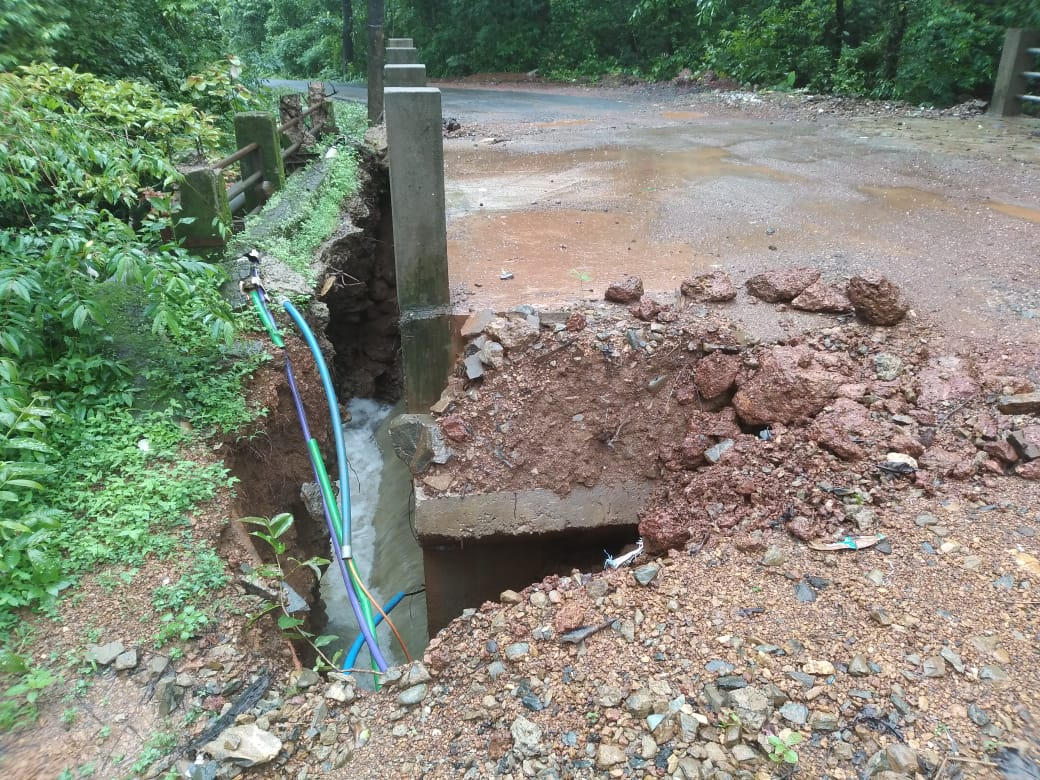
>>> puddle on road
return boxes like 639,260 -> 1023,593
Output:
444,126 -> 1038,326
988,201 -> 1040,224
859,186 -> 1040,224
859,185 -> 949,210
447,144 -> 801,215
449,208 -> 712,306
661,111 -> 709,120
528,119 -> 592,127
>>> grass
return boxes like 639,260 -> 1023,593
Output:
0,331 -> 261,730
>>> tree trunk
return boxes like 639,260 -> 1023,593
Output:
883,0 -> 909,82
833,0 -> 846,59
367,0 -> 385,125
342,0 -> 354,70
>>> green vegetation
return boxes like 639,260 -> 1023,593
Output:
766,729 -> 804,764
242,513 -> 341,668
231,101 -> 367,279
0,1 -> 225,91
0,55 -> 274,732
218,0 -> 1040,106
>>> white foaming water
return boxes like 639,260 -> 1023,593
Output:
319,399 -> 427,677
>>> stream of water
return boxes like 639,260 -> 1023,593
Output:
318,399 -> 428,678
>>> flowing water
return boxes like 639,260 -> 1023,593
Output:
319,399 -> 428,680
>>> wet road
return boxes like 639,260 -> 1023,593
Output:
437,90 -> 1040,347
276,79 -> 1040,347
267,78 -> 645,122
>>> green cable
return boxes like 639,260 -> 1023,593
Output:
250,276 -> 380,681
249,289 -> 284,348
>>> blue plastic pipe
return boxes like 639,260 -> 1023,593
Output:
278,298 -> 387,672
253,292 -> 388,673
344,591 -> 406,671
281,299 -> 353,556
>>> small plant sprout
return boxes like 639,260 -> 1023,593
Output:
766,729 -> 803,764
241,513 -> 339,669
569,267 -> 592,292
719,710 -> 742,729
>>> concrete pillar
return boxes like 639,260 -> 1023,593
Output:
384,64 -> 427,88
367,1 -> 385,125
386,47 -> 418,65
387,38 -> 414,48
175,167 -> 230,253
234,112 -> 286,211
384,87 -> 452,412
990,28 -> 1040,117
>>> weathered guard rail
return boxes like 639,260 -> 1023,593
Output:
176,87 -> 335,252
990,28 -> 1040,117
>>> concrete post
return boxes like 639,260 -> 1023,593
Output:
387,38 -> 413,48
990,28 -> 1040,117
386,47 -> 419,65
384,87 -> 453,412
367,0 -> 385,125
384,64 -> 427,88
175,167 -> 231,253
234,112 -> 286,211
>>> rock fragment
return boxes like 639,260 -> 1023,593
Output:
997,392 -> 1040,415
485,315 -> 539,352
639,507 -> 690,555
510,715 -> 544,758
604,275 -> 643,303
460,309 -> 495,338
203,724 -> 282,767
791,281 -> 853,313
85,641 -> 125,666
680,271 -> 736,302
847,273 -> 909,325
733,345 -> 844,425
389,414 -> 452,473
746,267 -> 820,302
694,352 -> 740,400
1008,428 -> 1040,461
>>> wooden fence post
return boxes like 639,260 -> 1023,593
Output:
234,112 -> 286,211
307,81 -> 337,138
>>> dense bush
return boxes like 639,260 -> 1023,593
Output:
0,66 -> 236,618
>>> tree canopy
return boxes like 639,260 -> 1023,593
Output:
4,0 -> 1037,106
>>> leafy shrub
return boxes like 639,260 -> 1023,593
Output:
705,1 -> 833,90
0,66 -> 240,627
181,56 -> 267,126
0,65 -> 223,227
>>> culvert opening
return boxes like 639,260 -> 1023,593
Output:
423,525 -> 641,635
